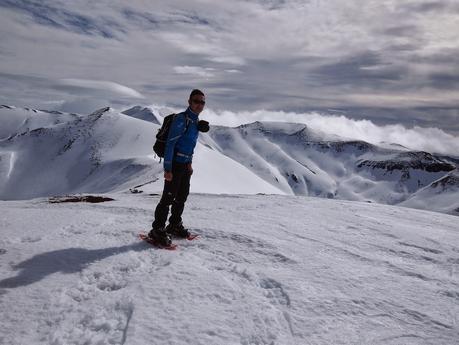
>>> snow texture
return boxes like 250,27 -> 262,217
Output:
0,193 -> 458,345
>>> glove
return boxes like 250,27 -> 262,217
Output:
187,163 -> 193,175
198,120 -> 209,132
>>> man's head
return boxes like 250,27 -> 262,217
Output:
188,89 -> 205,115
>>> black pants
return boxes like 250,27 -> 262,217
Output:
152,162 -> 191,229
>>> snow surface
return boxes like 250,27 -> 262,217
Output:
401,171 -> 459,215
1,192 -> 458,345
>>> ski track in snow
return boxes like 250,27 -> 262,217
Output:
0,193 -> 458,345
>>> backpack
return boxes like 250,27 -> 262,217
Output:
153,113 -> 190,158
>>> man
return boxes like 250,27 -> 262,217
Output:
149,89 -> 208,246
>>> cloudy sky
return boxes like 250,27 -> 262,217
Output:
1,0 -> 459,135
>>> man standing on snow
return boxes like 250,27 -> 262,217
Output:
149,89 -> 209,246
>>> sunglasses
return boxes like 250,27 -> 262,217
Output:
191,99 -> 206,105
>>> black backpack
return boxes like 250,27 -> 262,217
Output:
153,113 -> 190,158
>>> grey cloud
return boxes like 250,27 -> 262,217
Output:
409,48 -> 459,65
57,98 -> 110,114
309,52 -> 404,88
0,72 -> 46,84
382,25 -> 420,37
169,11 -> 212,26
0,0 -> 458,137
397,1 -> 458,14
384,43 -> 422,53
121,9 -> 161,28
350,106 -> 459,134
121,8 -> 213,30
427,73 -> 459,90
0,72 -> 142,113
142,84 -> 191,93
243,0 -> 288,11
0,0 -> 123,38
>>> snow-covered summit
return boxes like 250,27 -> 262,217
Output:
121,106 -> 161,125
0,104 -> 80,140
234,120 -> 339,142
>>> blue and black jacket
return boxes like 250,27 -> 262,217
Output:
163,107 -> 199,172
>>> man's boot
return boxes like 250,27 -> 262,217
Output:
165,222 -> 190,238
148,227 -> 172,246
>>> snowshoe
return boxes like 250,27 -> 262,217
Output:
139,233 -> 177,250
166,223 -> 199,240
148,228 -> 172,247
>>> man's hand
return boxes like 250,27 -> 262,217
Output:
187,163 -> 193,175
164,171 -> 173,181
198,120 -> 209,132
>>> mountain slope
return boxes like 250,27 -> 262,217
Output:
0,105 -> 457,214
400,170 -> 459,215
0,107 -> 160,199
0,104 -> 79,140
121,106 -> 161,124
1,193 -> 458,344
204,121 -> 457,213
0,106 -> 280,200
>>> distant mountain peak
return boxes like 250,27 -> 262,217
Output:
357,152 -> 456,173
429,170 -> 459,190
122,105 -> 144,114
121,106 -> 160,125
89,106 -> 111,116
238,120 -> 307,132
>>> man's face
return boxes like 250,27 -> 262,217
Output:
188,94 -> 205,114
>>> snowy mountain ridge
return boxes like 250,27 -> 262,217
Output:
0,104 -> 457,215
202,119 -> 458,214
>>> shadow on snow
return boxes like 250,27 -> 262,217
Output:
0,241 -> 150,289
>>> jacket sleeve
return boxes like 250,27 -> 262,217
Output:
163,113 -> 186,172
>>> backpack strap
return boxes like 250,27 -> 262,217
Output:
183,113 -> 192,132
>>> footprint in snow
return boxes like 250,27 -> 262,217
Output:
258,277 -> 291,307
82,270 -> 128,293
20,236 -> 42,243
203,230 -> 297,265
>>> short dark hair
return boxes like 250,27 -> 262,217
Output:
189,89 -> 205,99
